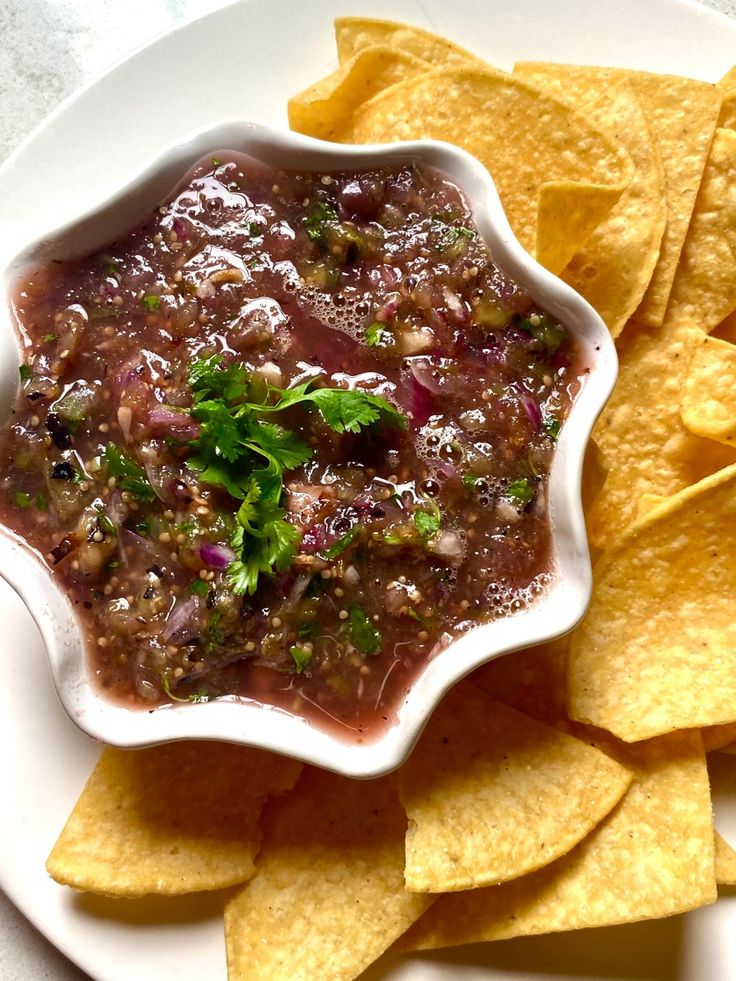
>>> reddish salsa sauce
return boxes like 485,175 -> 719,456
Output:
0,152 -> 582,738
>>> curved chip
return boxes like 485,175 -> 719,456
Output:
570,464 -> 736,741
666,129 -> 736,332
681,334 -> 736,446
349,66 -> 633,274
46,743 -> 301,897
515,63 -> 722,327
334,16 -> 479,68
288,45 -> 428,143
715,831 -> 736,885
399,730 -> 715,949
536,82 -> 664,337
398,684 -> 633,893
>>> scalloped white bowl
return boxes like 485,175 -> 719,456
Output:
0,120 -> 616,777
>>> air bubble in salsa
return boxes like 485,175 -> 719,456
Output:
0,152 -> 584,738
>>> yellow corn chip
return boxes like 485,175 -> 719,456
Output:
666,129 -> 736,331
635,492 -> 668,519
472,639 -> 569,727
720,65 -> 736,88
588,316 -> 736,549
399,683 -> 632,893
703,721 -> 736,752
288,46 -> 428,143
334,16 -> 479,68
718,744 -> 736,755
570,464 -> 736,741
681,334 -> 736,446
400,731 -> 715,949
715,832 -> 736,885
719,91 -> 736,129
349,67 -> 632,274
46,743 -> 300,897
512,76 -> 665,337
225,767 -> 431,981
515,63 -> 722,326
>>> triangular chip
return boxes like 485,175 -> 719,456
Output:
349,66 -> 633,274
588,315 -> 736,548
513,75 -> 665,336
718,91 -> 736,129
472,639 -> 569,728
399,683 -> 633,892
334,16 -> 479,68
225,767 -> 431,981
288,46 -> 428,143
399,731 -> 715,948
46,743 -> 301,897
715,831 -> 736,885
570,464 -> 736,741
720,65 -> 736,89
681,333 -> 736,446
666,129 -> 736,331
515,63 -> 722,326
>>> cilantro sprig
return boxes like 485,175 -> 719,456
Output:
103,444 -> 155,502
186,356 -> 406,595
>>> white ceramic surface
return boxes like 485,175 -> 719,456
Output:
1,1 -> 736,979
1,121 -> 614,777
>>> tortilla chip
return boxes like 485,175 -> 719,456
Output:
349,67 -> 633,274
472,639 -> 569,728
400,730 -> 715,948
681,334 -> 736,446
702,721 -> 736,752
666,129 -> 736,331
587,316 -> 736,549
718,743 -> 736,756
513,77 -> 665,336
715,831 -> 736,885
718,91 -> 736,130
569,464 -> 736,741
515,63 -> 721,326
334,16 -> 479,68
720,65 -> 736,89
635,492 -> 668,520
46,743 -> 300,897
288,46 -> 428,143
399,683 -> 632,893
224,767 -> 431,981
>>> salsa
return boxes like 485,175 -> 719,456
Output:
0,152 -> 582,737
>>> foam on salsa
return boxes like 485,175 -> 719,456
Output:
0,152 -> 583,738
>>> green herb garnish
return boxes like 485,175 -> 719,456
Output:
43,333 -> 57,343
141,295 -> 162,312
414,498 -> 441,539
297,620 -> 316,639
431,215 -> 475,246
507,477 -> 535,507
186,355 -> 405,595
103,443 -> 156,502
189,578 -> 210,598
247,221 -> 262,237
304,201 -> 338,242
364,322 -> 389,347
211,157 -> 222,166
519,314 -> 566,354
347,605 -> 381,655
290,645 -> 313,674
13,491 -> 32,509
543,415 -> 561,439
463,471 -> 479,492
18,365 -> 31,383
94,506 -> 116,536
36,490 -> 47,512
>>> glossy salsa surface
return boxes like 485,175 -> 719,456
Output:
0,152 -> 582,738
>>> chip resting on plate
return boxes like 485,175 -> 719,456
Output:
46,743 -> 301,897
515,62 -> 722,326
510,75 -> 665,337
224,767 -> 431,981
399,730 -> 715,949
681,333 -> 736,446
398,682 -> 633,892
334,16 -> 479,68
288,45 -> 428,142
472,638 -> 569,727
588,316 -> 736,548
569,464 -> 736,741
347,66 -> 633,275
665,128 -> 736,331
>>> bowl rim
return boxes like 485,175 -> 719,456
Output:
0,119 -> 617,778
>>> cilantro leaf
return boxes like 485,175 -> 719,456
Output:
103,443 -> 155,502
365,322 -> 389,347
519,315 -> 567,354
542,415 -> 561,439
141,295 -> 161,312
18,365 -> 31,383
414,499 -> 441,539
188,355 -> 249,403
13,491 -> 32,508
463,471 -> 479,492
241,420 -> 312,472
304,201 -> 338,242
507,477 -> 535,507
189,578 -> 210,598
347,606 -> 382,655
323,526 -> 359,559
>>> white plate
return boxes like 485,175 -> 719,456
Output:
1,1 -> 736,978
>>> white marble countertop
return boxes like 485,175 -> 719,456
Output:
1,0 -> 734,977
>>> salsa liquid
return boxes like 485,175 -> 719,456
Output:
0,153 -> 583,738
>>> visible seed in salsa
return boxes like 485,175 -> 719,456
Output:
0,152 -> 583,737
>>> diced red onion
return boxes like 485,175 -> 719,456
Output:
521,395 -> 542,431
162,595 -> 202,643
199,541 -> 236,569
148,405 -> 200,439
